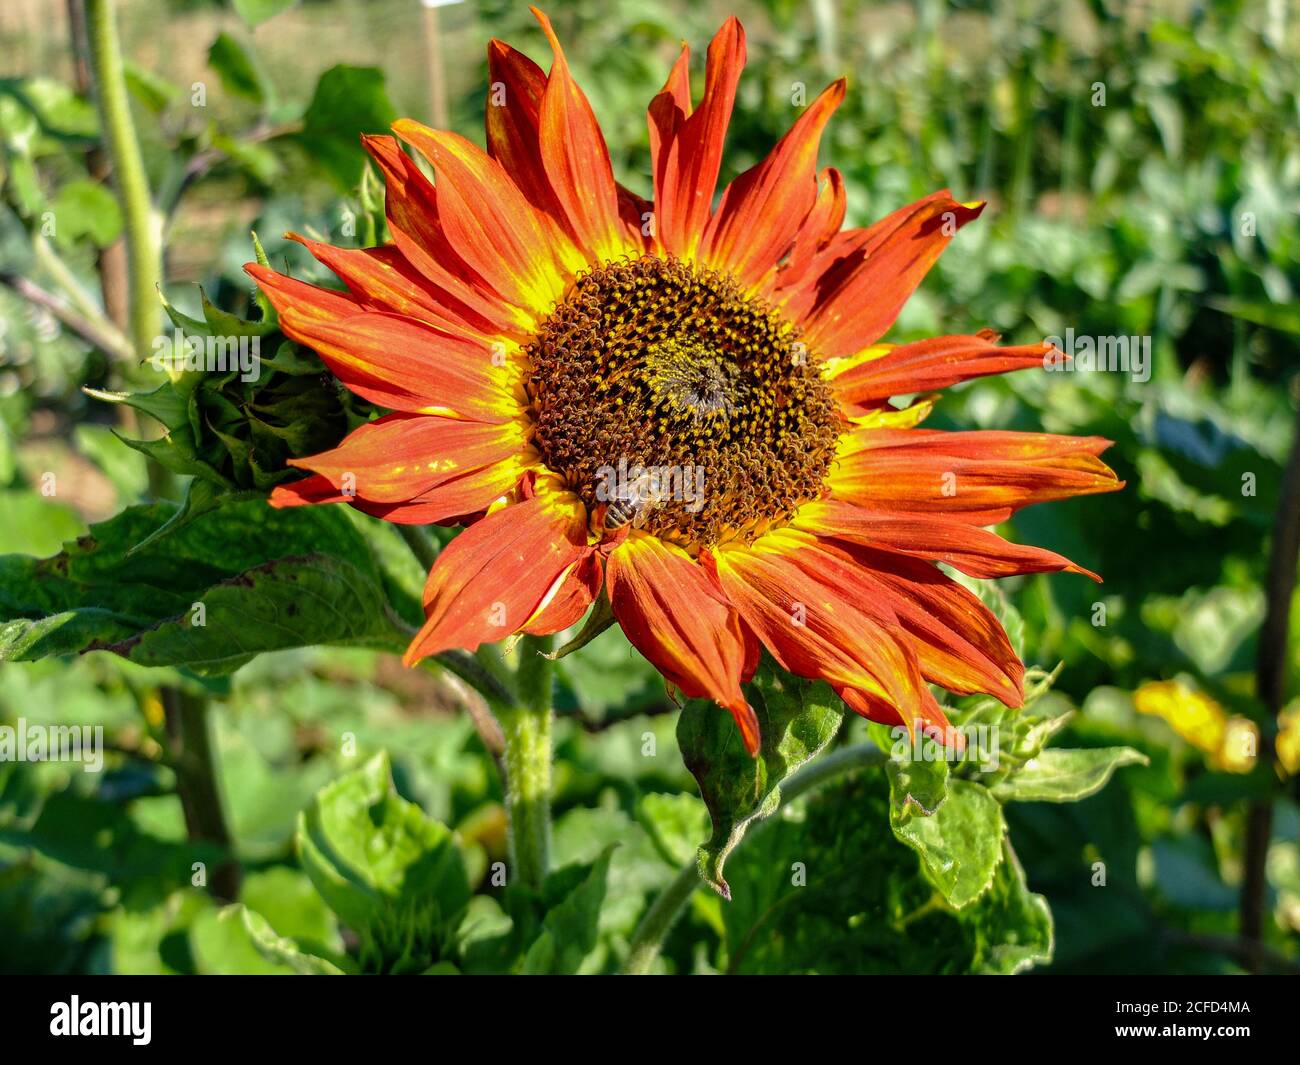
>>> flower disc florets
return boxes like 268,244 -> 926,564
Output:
526,256 -> 840,544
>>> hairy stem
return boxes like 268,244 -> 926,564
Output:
85,0 -> 159,358
622,741 -> 887,974
500,634 -> 554,889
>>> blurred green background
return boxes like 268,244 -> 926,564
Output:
0,0 -> 1297,974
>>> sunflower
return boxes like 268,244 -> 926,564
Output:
249,9 -> 1122,755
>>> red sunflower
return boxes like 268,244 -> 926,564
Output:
249,9 -> 1122,755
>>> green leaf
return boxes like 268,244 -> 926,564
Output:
879,724 -> 950,818
159,290 -> 212,337
991,746 -> 1148,803
124,61 -> 179,112
553,621 -> 663,722
208,32 -> 268,106
200,286 -> 275,339
295,66 -> 397,191
719,776 -> 1051,974
296,753 -> 471,973
966,838 -> 1054,974
890,779 -> 1004,909
637,791 -> 709,868
0,489 -> 83,556
49,179 -> 122,248
2,77 -> 99,138
240,866 -> 342,954
0,498 -> 420,672
1207,296 -> 1300,336
211,131 -> 280,184
521,847 -> 614,975
239,906 -> 346,974
677,659 -> 843,897
191,891 -> 344,976
232,0 -> 299,27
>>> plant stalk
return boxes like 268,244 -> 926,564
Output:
396,524 -> 440,572
1240,404 -> 1300,969
500,634 -> 555,890
164,688 -> 240,901
85,0 -> 159,359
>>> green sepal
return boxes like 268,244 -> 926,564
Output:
677,658 -> 843,898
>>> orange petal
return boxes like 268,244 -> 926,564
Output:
707,529 -> 927,716
780,190 -> 957,325
404,492 -> 590,662
269,461 -> 521,526
829,332 -> 1052,407
393,120 -> 572,321
617,185 -> 655,253
269,473 -> 345,509
245,261 -> 361,325
699,78 -> 844,290
776,166 -> 845,288
248,269 -> 517,418
825,540 -> 1025,706
484,35 -> 648,254
285,413 -> 526,504
484,40 -> 603,262
798,193 -> 984,358
286,233 -> 494,339
828,428 -> 1123,524
521,550 -> 603,636
647,42 -> 692,198
781,190 -> 952,321
654,17 -> 745,259
532,7 -> 629,262
361,133 -> 524,337
607,534 -> 760,753
841,684 -> 955,744
792,498 -> 1100,580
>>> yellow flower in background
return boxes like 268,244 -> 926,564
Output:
1134,680 -> 1225,751
1276,705 -> 1300,777
1133,679 -> 1258,774
1218,715 -> 1260,774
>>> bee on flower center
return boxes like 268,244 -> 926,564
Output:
601,469 -> 668,532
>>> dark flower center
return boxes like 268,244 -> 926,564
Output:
525,257 -> 841,545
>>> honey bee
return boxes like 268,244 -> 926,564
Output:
601,470 -> 666,532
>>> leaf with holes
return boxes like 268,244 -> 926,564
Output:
0,498 -> 421,673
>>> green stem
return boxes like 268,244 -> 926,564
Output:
396,524 -> 440,571
500,633 -> 554,889
32,234 -> 129,349
432,649 -> 513,708
622,741 -> 887,975
163,688 -> 239,901
622,862 -> 700,976
85,0 -> 159,358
